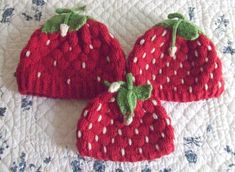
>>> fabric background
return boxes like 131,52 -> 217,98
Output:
0,0 -> 235,171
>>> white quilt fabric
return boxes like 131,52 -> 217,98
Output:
0,0 -> 235,171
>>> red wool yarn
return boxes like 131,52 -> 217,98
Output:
16,9 -> 126,99
76,92 -> 174,162
127,14 -> 224,102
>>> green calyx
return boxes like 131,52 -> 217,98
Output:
156,12 -> 202,54
106,73 -> 152,125
42,6 -> 88,34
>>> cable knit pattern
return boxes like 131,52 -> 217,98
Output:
16,19 -> 126,99
127,26 -> 224,102
76,92 -> 174,162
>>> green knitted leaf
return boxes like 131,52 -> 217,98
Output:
133,84 -> 152,100
127,90 -> 137,114
68,14 -> 87,30
42,15 -> 65,33
117,88 -> 129,115
177,20 -> 199,40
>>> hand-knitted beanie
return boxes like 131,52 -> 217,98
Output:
16,7 -> 126,99
76,73 -> 174,162
127,13 -> 224,102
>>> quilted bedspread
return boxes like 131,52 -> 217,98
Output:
0,0 -> 235,171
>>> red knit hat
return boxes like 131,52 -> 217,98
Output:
76,73 -> 174,162
127,13 -> 224,102
16,7 -> 126,99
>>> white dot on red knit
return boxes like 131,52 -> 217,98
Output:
25,50 -> 31,57
46,40 -> 50,46
110,97 -> 115,102
97,103 -> 102,111
205,57 -> 209,62
189,86 -> 193,93
103,146 -> 107,153
215,63 -> 218,69
159,69 -> 162,74
151,48 -> 156,54
133,57 -> 138,63
218,81 -> 222,88
139,69 -> 143,75
135,128 -> 139,135
121,148 -> 125,156
166,62 -> 170,67
69,47 -> 72,51
82,62 -> 86,69
140,39 -> 145,45
109,32 -> 114,38
53,60 -> 57,66
110,119 -> 114,125
181,79 -> 185,84
160,42 -> 164,47
111,138 -> 115,143
194,50 -> 198,57
210,73 -> 214,79
88,143 -> 92,150
208,45 -> 212,51
152,100 -> 158,106
155,144 -> 160,150
166,77 -> 170,83
97,115 -> 102,122
159,85 -> 163,90
97,76 -> 101,82
67,78 -> 71,85
89,44 -> 94,49
142,52 -> 147,58
145,64 -> 149,70
145,136 -> 149,143
166,118 -> 170,125
83,110 -> 88,117
174,70 -> 177,75
205,84 -> 209,90
195,77 -> 198,83
151,34 -> 157,42
37,72 -> 41,78
150,125 -> 154,131
106,56 -> 110,63
77,130 -> 82,138
102,127 -> 107,134
161,30 -> 167,36
173,87 -> 177,92
153,113 -> 158,120
118,129 -> 122,136
180,63 -> 183,68
139,148 -> 143,154
152,74 -> 156,80
152,58 -> 156,64
161,132 -> 165,138
160,53 -> 164,59
128,138 -> 132,146
95,135 -> 99,142
197,40 -> 201,46
88,123 -> 93,130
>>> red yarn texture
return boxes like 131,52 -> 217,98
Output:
16,19 -> 126,99
76,92 -> 174,162
127,26 -> 224,102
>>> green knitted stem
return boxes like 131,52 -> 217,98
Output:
42,6 -> 88,33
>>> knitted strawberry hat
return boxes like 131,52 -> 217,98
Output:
127,13 -> 224,102
16,7 -> 126,99
76,73 -> 174,162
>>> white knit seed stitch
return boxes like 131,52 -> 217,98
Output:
160,53 -> 164,59
140,119 -> 143,123
215,63 -> 218,69
205,84 -> 209,90
88,143 -> 92,150
128,138 -> 132,146
161,132 -> 165,138
159,69 -> 162,74
53,60 -> 57,66
77,130 -> 82,138
95,135 -> 99,142
200,67 -> 204,72
210,73 -> 214,79
166,118 -> 170,125
37,72 -> 41,78
88,123 -> 92,130
151,48 -> 156,54
111,138 -> 115,143
103,146 -> 107,153
189,86 -> 193,93
150,125 -> 154,131
145,64 -> 149,70
153,113 -> 158,120
147,80 -> 151,85
87,23 -> 90,27
195,50 -> 198,57
110,119 -> 114,125
151,34 -> 157,41
155,144 -> 160,150
26,50 -> 31,57
142,52 -> 147,58
195,77 -> 198,83
106,56 -> 110,63
140,39 -> 145,45
97,103 -> 102,111
69,47 -> 72,51
139,148 -> 143,154
162,30 -> 167,36
185,55 -> 188,60
152,100 -> 158,106
174,87 -> 177,92
135,128 -> 139,135
166,77 -> 170,83
218,81 -> 222,88
83,110 -> 88,117
118,129 -> 122,136
187,71 -> 190,76
166,62 -> 170,67
159,85 -> 163,90
98,115 -> 102,122
82,62 -> 86,69
121,148 -> 125,156
208,45 -> 212,51
152,74 -> 156,80
133,57 -> 138,63
110,97 -> 115,102
140,69 -> 143,75
145,136 -> 149,143
132,76 -> 135,82
97,76 -> 101,82
160,42 -> 165,47
197,40 -> 201,46
109,32 -> 114,38
192,62 -> 195,67
102,127 -> 107,134
89,44 -> 94,49
205,57 -> 209,62
152,58 -> 156,64
46,40 -> 50,46
180,63 -> 183,68
174,70 -> 177,75
181,79 -> 185,84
